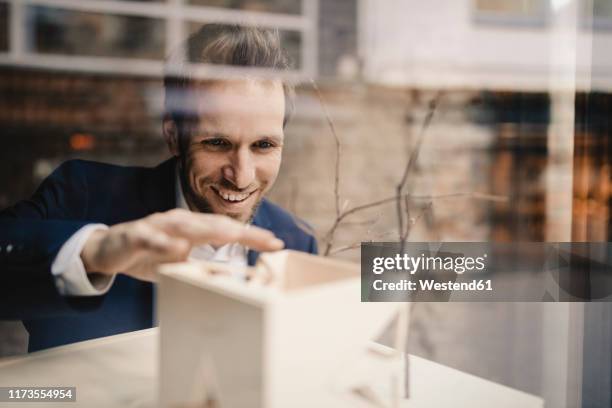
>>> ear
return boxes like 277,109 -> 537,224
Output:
162,114 -> 180,157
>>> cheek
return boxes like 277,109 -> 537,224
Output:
256,153 -> 282,186
186,151 -> 222,180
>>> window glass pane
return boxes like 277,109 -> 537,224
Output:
189,0 -> 301,15
474,0 -> 545,17
0,2 -> 8,52
29,6 -> 166,59
187,23 -> 302,69
593,0 -> 612,18
280,29 -> 301,69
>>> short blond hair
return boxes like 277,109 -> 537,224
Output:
164,24 -> 295,130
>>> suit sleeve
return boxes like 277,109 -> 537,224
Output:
0,161 -> 105,319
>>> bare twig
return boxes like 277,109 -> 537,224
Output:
328,231 -> 397,256
341,192 -> 506,222
309,82 -> 506,256
322,194 -> 415,255
341,218 -> 381,227
311,80 -> 341,220
322,191 -> 506,255
420,191 -> 508,202
401,194 -> 412,242
397,97 -> 440,195
392,96 -> 442,398
397,94 -> 441,251
327,242 -> 364,256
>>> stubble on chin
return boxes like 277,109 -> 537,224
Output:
180,172 -> 263,224
217,195 -> 263,224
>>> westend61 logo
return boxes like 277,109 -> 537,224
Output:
363,242 -> 612,302
372,253 -> 488,275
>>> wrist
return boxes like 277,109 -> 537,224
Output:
80,229 -> 107,275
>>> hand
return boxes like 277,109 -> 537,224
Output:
80,208 -> 284,282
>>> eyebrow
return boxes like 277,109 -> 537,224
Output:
198,131 -> 283,144
258,134 -> 283,144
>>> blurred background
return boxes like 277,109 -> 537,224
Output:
1,0 -> 611,406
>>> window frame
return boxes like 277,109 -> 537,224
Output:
0,0 -> 318,80
586,0 -> 612,31
472,0 -> 550,28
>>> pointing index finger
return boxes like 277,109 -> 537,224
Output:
206,220 -> 284,251
238,225 -> 285,252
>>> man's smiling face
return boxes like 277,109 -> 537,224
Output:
174,79 -> 285,223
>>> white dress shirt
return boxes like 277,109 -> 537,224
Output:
51,165 -> 248,296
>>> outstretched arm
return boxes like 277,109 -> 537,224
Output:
0,161 -> 285,319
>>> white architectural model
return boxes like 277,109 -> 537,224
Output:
158,250 -> 401,408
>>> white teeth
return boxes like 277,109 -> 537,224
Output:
217,189 -> 250,202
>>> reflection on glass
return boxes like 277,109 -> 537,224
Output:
187,23 -> 302,69
280,29 -> 301,69
593,0 -> 612,18
29,6 -> 166,59
474,0 -> 546,17
0,2 -> 8,52
189,0 -> 301,15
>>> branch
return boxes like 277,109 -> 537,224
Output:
401,194 -> 412,242
322,191 -> 507,255
328,231 -> 397,256
341,191 -> 506,222
311,83 -> 505,256
397,94 -> 441,251
327,202 -> 434,257
311,80 -> 341,220
398,96 -> 440,193
327,242 -> 363,256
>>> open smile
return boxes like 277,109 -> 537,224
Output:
211,186 -> 256,204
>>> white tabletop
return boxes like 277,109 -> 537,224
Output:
0,328 -> 543,408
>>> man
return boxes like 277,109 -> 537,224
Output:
0,24 -> 317,351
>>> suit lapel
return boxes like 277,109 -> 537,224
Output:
248,201 -> 273,266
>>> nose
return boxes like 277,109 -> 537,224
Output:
222,147 -> 255,190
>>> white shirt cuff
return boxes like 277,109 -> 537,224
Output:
51,224 -> 115,296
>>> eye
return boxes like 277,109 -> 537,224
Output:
202,138 -> 230,149
253,140 -> 276,149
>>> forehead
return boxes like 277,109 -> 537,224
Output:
190,79 -> 285,134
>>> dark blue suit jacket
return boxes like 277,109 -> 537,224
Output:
0,158 -> 317,351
